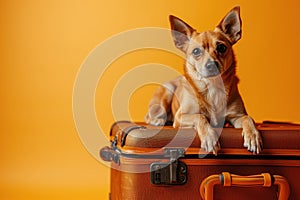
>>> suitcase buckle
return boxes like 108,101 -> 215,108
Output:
150,148 -> 187,185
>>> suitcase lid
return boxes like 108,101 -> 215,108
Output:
108,121 -> 300,158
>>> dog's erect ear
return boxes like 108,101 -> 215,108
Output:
169,15 -> 195,52
216,6 -> 242,44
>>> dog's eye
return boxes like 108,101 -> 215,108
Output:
216,43 -> 227,53
192,48 -> 202,57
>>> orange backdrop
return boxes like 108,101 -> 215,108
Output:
1,0 -> 300,199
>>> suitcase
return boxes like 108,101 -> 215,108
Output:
100,121 -> 300,200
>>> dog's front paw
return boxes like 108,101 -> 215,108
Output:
199,126 -> 221,155
145,104 -> 167,126
242,128 -> 263,154
145,117 -> 166,126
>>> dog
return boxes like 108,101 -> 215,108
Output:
145,6 -> 262,155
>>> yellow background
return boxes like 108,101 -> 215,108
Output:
1,0 -> 300,199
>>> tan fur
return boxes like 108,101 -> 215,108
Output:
145,7 -> 262,154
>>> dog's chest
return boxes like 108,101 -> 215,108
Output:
177,77 -> 228,125
205,85 -> 227,124
206,85 -> 227,110
195,79 -> 227,125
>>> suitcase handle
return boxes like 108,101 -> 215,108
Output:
200,172 -> 290,200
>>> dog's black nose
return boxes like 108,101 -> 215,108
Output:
205,61 -> 219,71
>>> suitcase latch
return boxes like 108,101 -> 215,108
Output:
150,148 -> 187,185
99,136 -> 121,165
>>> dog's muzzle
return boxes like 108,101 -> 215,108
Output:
203,61 -> 220,77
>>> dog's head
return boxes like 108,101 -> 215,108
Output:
170,6 -> 241,80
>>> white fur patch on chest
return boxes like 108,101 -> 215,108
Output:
202,77 -> 227,126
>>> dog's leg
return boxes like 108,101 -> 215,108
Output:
230,115 -> 263,154
145,77 -> 181,126
145,85 -> 174,126
174,113 -> 220,155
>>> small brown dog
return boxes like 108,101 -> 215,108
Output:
145,6 -> 262,154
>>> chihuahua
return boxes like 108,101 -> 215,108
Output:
145,6 -> 262,154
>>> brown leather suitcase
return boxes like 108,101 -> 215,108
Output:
100,121 -> 300,200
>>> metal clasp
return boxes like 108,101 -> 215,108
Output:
150,148 -> 187,185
